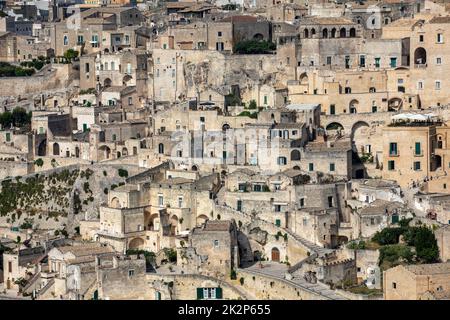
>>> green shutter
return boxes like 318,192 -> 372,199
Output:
216,287 -> 222,299
415,142 -> 421,155
197,288 -> 203,300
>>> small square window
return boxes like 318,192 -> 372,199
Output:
213,240 -> 219,247
128,269 -> 135,277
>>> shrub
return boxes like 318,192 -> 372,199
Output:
118,168 -> 128,178
34,158 -> 44,167
234,40 -> 276,54
248,100 -> 257,109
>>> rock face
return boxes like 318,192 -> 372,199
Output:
248,227 -> 268,246
0,164 -> 141,234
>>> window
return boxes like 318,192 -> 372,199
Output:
414,161 -> 421,171
419,35 -> 424,42
392,282 -> 397,289
163,43 -> 167,49
300,198 -> 305,208
329,163 -> 335,172
328,196 -> 333,208
345,56 -> 350,69
390,57 -> 397,68
415,142 -> 421,155
389,142 -> 398,156
172,69 -> 175,78
5,132 -> 11,142
264,95 -> 268,105
274,205 -> 281,212
178,196 -> 183,208
238,183 -> 246,192
77,35 -> 84,45
237,200 -> 242,212
253,184 -> 262,192
128,269 -> 135,277
326,56 -> 332,65
388,160 -> 395,171
128,97 -> 132,105
63,35 -> 68,46
437,33 -> 443,43
158,195 -> 163,207
218,31 -> 222,37
277,157 -> 287,165
359,55 -> 366,67
436,57 -> 442,65
8,261 -> 12,272
112,134 -> 116,141
308,163 -> 314,171
125,35 -> 130,44
374,57 -> 380,68
417,81 -> 424,90
213,240 -> 219,247
199,288 -> 219,300
435,81 -> 441,90
91,35 -> 98,48
330,104 -> 336,115
275,219 -> 281,227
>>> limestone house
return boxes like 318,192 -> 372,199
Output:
382,115 -> 443,188
352,179 -> 403,204
178,220 -> 239,279
41,243 -> 115,299
383,263 -> 450,300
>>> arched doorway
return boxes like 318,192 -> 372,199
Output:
326,122 -> 344,132
98,145 -> 111,161
53,143 -> 60,156
340,28 -> 346,38
299,73 -> 308,85
191,165 -> 198,171
37,139 -> 47,156
271,247 -> 280,262
414,47 -> 427,65
103,78 -> 112,88
349,99 -> 359,114
331,28 -> 337,38
304,29 -> 309,38
170,215 -> 179,235
322,28 -> 328,38
197,214 -> 209,226
128,237 -> 144,250
110,197 -> 121,208
158,143 -> 164,154
122,147 -> 128,156
253,33 -> 264,40
349,28 -> 356,37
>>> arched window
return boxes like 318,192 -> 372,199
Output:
322,28 -> 328,38
291,150 -> 301,161
158,143 -> 164,154
304,29 -> 309,38
340,28 -> 346,38
414,47 -> 427,65
331,28 -> 337,38
349,28 -> 356,37
63,35 -> 68,46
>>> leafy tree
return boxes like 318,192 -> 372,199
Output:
248,100 -> 257,109
372,227 -> 403,245
404,226 -> 439,263
63,49 -> 79,63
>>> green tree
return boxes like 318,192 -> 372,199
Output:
34,158 -> 44,167
248,100 -> 257,109
63,49 -> 79,63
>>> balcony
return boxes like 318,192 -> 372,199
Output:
414,63 -> 427,68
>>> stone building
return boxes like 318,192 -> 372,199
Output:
178,220 -> 239,279
384,263 -> 450,300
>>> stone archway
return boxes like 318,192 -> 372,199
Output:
414,47 -> 427,65
128,237 -> 144,250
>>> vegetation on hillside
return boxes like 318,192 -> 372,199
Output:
234,40 -> 276,54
